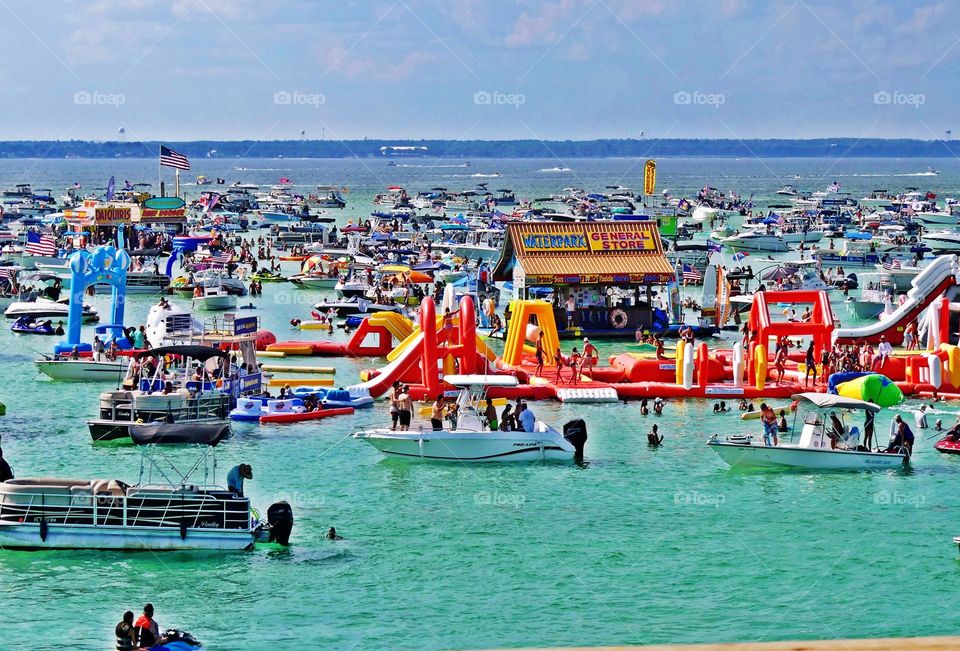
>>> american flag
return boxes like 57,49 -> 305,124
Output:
160,145 -> 191,171
682,263 -> 703,283
25,231 -> 57,256
0,266 -> 18,279
882,259 -> 901,270
207,253 -> 233,265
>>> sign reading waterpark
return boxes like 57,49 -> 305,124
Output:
521,231 -> 588,252
587,228 -> 656,252
234,316 -> 258,335
94,206 -> 132,225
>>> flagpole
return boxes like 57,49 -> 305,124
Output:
158,144 -> 162,197
175,169 -> 180,199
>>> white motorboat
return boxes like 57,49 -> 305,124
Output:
288,273 -> 339,290
921,230 -> 960,254
776,185 -> 799,197
354,375 -> 587,462
314,296 -> 403,317
192,281 -> 237,311
4,297 -> 99,322
0,424 -> 294,551
334,278 -> 371,298
722,232 -> 790,253
35,357 -> 127,381
707,393 -> 909,470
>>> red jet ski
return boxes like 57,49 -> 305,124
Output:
934,434 -> 960,454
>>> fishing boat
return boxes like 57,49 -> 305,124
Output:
353,375 -> 587,462
0,423 -> 293,551
707,393 -> 909,470
87,345 -> 234,442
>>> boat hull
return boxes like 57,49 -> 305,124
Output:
354,429 -> 575,462
192,296 -> 237,311
707,440 -> 907,469
34,360 -> 127,381
0,520 -> 255,551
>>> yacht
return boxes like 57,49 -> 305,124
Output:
707,393 -> 908,470
354,375 -> 587,462
0,425 -> 293,551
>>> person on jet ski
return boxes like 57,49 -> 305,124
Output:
135,603 -> 161,648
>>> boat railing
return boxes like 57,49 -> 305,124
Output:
0,487 -> 250,530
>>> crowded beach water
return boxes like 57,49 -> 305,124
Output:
2,156 -> 960,649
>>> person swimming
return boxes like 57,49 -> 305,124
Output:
647,424 -> 663,446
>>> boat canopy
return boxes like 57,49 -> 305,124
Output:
791,392 -> 881,413
135,345 -> 229,362
444,374 -> 519,387
130,422 -> 231,446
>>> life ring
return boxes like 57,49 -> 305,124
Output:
609,309 -> 629,329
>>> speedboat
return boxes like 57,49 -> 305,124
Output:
314,296 -> 403,317
35,355 -> 128,381
353,375 -> 587,462
707,393 -> 909,470
0,423 -> 293,551
192,282 -> 237,311
920,230 -> 960,254
776,185 -> 799,197
288,273 -> 339,290
4,297 -> 99,322
722,232 -> 790,253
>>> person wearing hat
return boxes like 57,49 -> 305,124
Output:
877,335 -> 893,369
580,337 -> 598,382
227,463 -> 253,497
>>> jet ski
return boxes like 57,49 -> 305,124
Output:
250,270 -> 286,283
934,433 -> 960,454
148,628 -> 205,650
10,315 -> 63,335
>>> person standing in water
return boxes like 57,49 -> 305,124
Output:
647,424 -> 663,446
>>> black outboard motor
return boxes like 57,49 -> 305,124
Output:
267,500 -> 294,546
563,419 -> 588,461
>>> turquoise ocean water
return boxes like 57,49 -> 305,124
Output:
1,157 -> 959,649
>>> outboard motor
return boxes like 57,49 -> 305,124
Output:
267,500 -> 294,546
563,419 -> 588,462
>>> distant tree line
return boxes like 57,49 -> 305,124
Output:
0,138 -> 955,158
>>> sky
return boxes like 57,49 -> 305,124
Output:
0,0 -> 957,141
